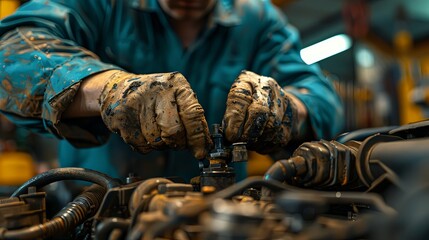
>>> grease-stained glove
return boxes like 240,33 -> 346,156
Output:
223,70 -> 298,153
99,71 -> 212,159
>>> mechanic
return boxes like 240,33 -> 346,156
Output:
0,0 -> 344,182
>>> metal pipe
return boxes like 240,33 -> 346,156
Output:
128,178 -> 173,214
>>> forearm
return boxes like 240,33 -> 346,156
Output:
62,70 -> 120,118
0,2 -> 123,145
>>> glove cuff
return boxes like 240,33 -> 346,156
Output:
284,92 -> 313,142
284,94 -> 300,140
98,70 -> 135,106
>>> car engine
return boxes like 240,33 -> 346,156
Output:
1,121 -> 429,240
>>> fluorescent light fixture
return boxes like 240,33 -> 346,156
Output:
300,34 -> 352,65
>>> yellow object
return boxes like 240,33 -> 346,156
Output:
418,57 -> 429,105
0,0 -> 19,19
0,152 -> 35,186
397,58 -> 425,124
394,30 -> 412,54
394,30 -> 426,124
247,151 -> 274,176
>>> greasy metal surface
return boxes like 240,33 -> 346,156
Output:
231,142 -> 248,162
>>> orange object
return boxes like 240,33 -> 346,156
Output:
247,151 -> 274,176
0,0 -> 20,19
0,151 -> 35,186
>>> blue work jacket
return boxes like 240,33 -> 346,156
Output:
0,0 -> 344,181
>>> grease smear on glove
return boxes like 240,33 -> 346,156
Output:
223,71 -> 297,153
99,71 -> 212,159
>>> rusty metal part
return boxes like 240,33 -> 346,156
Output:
231,142 -> 248,162
202,199 -> 269,240
129,178 -> 173,214
200,165 -> 236,192
208,124 -> 230,160
0,185 -> 105,240
0,188 -> 46,230
200,124 -> 248,192
200,124 -> 232,191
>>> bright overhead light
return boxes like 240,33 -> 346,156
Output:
356,47 -> 375,68
300,34 -> 352,65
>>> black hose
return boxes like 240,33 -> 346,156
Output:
262,156 -> 303,197
11,168 -> 121,197
263,157 -> 300,182
0,184 -> 106,240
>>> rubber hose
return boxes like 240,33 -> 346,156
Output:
11,167 -> 121,197
263,158 -> 299,182
1,184 -> 106,240
262,157 -> 301,197
129,178 -> 173,214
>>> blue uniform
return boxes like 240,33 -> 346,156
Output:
0,0 -> 344,181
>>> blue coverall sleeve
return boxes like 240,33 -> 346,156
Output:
250,4 -> 345,139
0,0 -> 120,146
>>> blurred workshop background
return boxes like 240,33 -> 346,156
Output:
1,0 -> 428,192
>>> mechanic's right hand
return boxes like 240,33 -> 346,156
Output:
99,71 -> 212,159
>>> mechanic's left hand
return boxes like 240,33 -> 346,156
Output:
223,70 -> 298,153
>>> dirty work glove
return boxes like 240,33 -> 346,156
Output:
223,71 -> 298,153
99,71 -> 212,159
